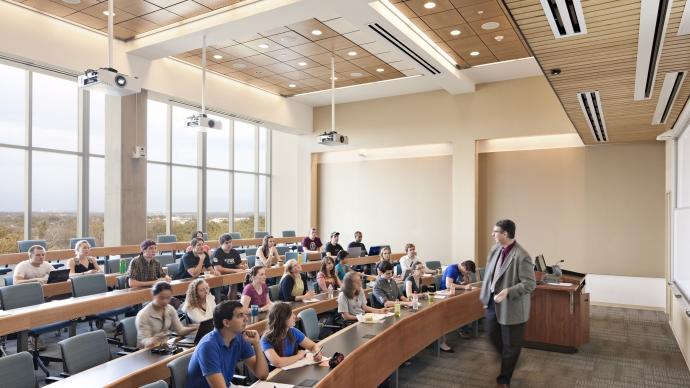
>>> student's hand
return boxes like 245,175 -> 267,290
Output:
304,290 -> 315,298
243,329 -> 261,345
494,289 -> 508,303
189,323 -> 200,330
312,346 -> 322,362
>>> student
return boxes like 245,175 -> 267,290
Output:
212,233 -> 246,300
441,260 -> 477,291
241,266 -> 273,312
127,240 -> 171,288
404,261 -> 429,298
256,235 -> 280,267
337,271 -> 389,321
324,231 -> 344,257
135,281 -> 199,348
334,250 -> 350,281
177,237 -> 216,280
185,231 -> 210,253
301,227 -> 323,254
316,256 -> 342,292
371,246 -> 393,276
13,245 -> 53,284
181,278 -> 217,324
373,261 -> 410,307
67,239 -> 102,275
279,259 -> 315,302
399,243 -> 433,274
260,303 -> 322,368
187,301 -> 269,387
347,230 -> 367,254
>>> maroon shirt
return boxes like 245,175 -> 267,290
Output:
301,237 -> 323,251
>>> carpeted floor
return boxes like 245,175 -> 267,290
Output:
398,305 -> 690,388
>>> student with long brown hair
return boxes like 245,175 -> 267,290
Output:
260,303 -> 321,368
257,235 -> 281,267
241,266 -> 273,312
337,271 -> 389,321
316,256 -> 342,292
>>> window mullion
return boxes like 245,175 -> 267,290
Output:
24,69 -> 32,241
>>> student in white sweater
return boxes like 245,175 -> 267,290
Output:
181,278 -> 217,323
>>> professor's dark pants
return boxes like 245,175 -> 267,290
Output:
485,295 -> 526,385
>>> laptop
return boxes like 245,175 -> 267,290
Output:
46,268 -> 70,284
368,246 -> 382,256
347,247 -> 363,258
176,318 -> 214,347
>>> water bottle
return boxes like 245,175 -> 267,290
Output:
328,284 -> 334,299
119,258 -> 126,274
412,292 -> 419,311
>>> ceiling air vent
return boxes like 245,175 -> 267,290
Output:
634,0 -> 673,100
577,91 -> 608,143
653,71 -> 685,124
540,0 -> 587,38
368,23 -> 441,75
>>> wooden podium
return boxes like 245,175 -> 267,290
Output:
524,271 -> 590,353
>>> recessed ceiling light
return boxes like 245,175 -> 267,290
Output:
232,63 -> 247,69
258,43 -> 270,49
350,72 -> 362,77
450,29 -> 461,36
481,22 -> 500,30
470,51 -> 480,56
62,0 -> 81,4
213,54 -> 223,60
311,29 -> 322,36
423,2 -> 436,9
494,35 -> 504,42
288,83 -> 297,88
550,68 -> 562,76
297,61 -> 308,66
347,51 -> 357,56
102,10 -> 115,16
280,36 -> 297,44
376,68 -> 384,73
330,76 -> 338,81
477,10 -> 484,15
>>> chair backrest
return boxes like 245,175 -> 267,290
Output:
276,246 -> 290,255
369,292 -> 383,309
119,316 -> 138,348
3,275 -> 12,287
59,330 -> 110,374
285,252 -> 298,261
269,284 -> 281,302
0,276 -> 5,287
245,247 -> 257,256
17,240 -> 46,253
425,260 -> 442,271
157,234 -> 177,244
69,237 -> 97,249
106,257 -> 133,274
229,232 -> 242,240
247,255 -> 257,268
117,275 -> 129,290
297,308 -> 320,341
0,352 -> 37,388
166,263 -> 179,277
478,267 -> 486,281
140,381 -> 168,388
254,231 -> 269,239
71,273 -> 108,297
0,282 -> 44,310
167,352 -> 193,388
434,275 -> 442,291
155,254 -> 175,267
282,230 -> 296,237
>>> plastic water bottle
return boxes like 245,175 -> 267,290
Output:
119,258 -> 126,274
328,284 -> 334,299
412,292 -> 419,311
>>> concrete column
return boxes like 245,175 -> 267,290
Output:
104,90 -> 147,246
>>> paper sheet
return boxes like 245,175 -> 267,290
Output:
433,294 -> 448,299
302,298 -> 320,303
550,282 -> 573,286
356,312 -> 394,323
281,353 -> 330,371
246,382 -> 294,388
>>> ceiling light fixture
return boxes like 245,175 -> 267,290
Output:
347,51 -> 357,56
494,35 -> 504,42
423,1 -> 436,9
550,68 -> 562,76
280,36 -> 297,43
350,72 -> 362,77
213,54 -> 223,60
481,22 -> 500,30
297,61 -> 308,66
288,83 -> 297,88
330,76 -> 338,81
311,29 -> 322,36
470,51 -> 480,56
62,0 -> 81,4
103,10 -> 115,16
232,63 -> 247,69
450,29 -> 461,36
376,68 -> 384,73
477,10 -> 484,15
258,43 -> 269,49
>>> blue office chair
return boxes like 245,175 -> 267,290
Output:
254,231 -> 269,239
0,352 -> 38,388
167,352 -> 193,388
245,247 -> 258,256
156,234 -> 177,244
426,260 -> 442,271
17,240 -> 46,253
276,246 -> 290,255
71,274 -> 137,328
230,232 -> 242,240
68,237 -> 97,249
282,230 -> 296,237
155,254 -> 175,267
247,255 -> 257,268
58,330 -> 110,376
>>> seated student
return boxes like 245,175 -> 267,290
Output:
334,250 -> 351,281
279,259 -> 315,302
370,246 -> 393,275
347,230 -> 367,255
324,231 -> 344,258
316,256 -> 342,292
177,237 -> 216,280
241,266 -> 273,312
185,231 -> 211,253
187,301 -> 269,388
399,243 -> 433,274
373,261 -> 410,307
404,261 -> 430,298
440,260 -> 477,292
260,303 -> 322,368
212,233 -> 247,300
135,281 -> 199,348
13,245 -> 53,284
257,235 -> 280,267
127,240 -> 171,288
337,271 -> 389,321
181,278 -> 217,324
67,239 -> 102,275
301,227 -> 323,254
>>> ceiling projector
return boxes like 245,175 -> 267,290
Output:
318,131 -> 348,146
186,113 -> 223,130
78,68 -> 141,96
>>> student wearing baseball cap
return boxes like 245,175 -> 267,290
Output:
324,231 -> 343,258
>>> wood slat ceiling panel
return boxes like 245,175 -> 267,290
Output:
504,0 -> 690,144
393,0 -> 531,67
173,18 -> 407,96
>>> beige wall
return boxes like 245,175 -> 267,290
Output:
318,156 -> 452,260
299,76 -> 576,261
478,143 -> 665,278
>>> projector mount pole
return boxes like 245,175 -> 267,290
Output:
107,0 -> 113,69
201,34 -> 207,117
331,56 -> 335,132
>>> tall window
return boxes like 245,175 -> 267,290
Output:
0,61 -> 104,252
146,98 -> 271,241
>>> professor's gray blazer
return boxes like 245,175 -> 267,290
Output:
479,242 -> 536,325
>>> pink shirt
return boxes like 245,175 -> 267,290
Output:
242,283 -> 270,307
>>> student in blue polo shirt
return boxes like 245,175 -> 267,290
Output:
186,301 -> 268,388
440,260 -> 477,291
260,302 -> 322,369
